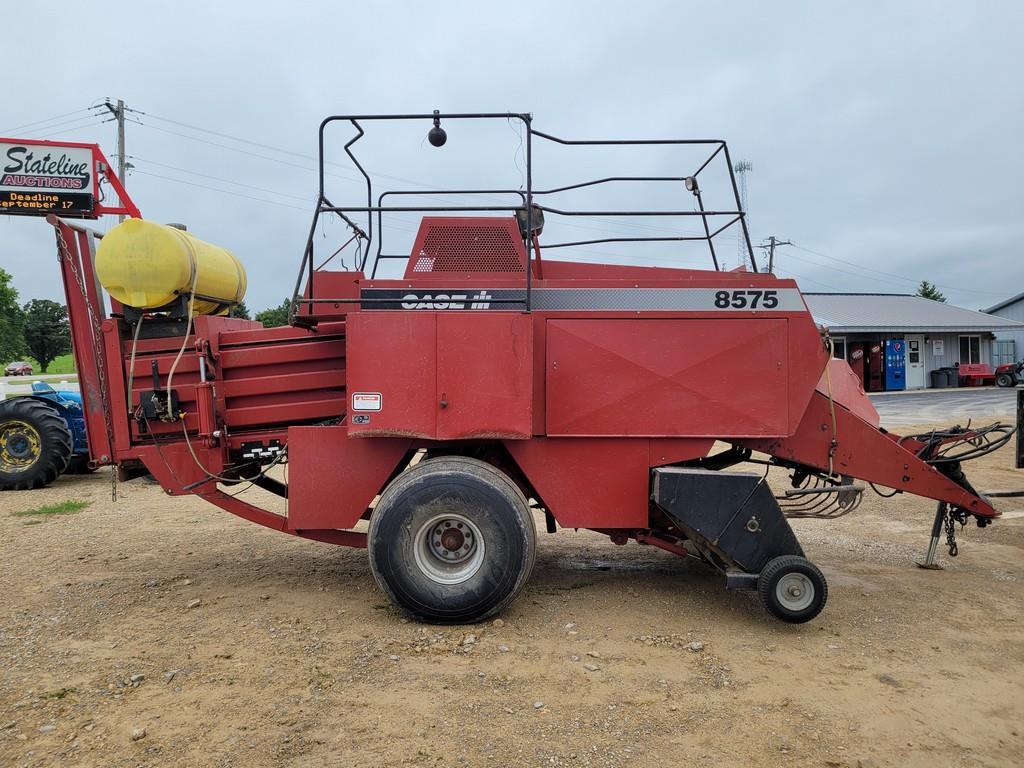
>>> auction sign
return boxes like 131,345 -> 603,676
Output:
0,139 -> 96,217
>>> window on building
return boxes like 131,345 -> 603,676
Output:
958,335 -> 981,364
831,337 -> 847,360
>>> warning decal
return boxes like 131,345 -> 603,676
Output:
352,392 -> 382,412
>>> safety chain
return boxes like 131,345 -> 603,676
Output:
54,225 -> 118,501
944,507 -> 968,557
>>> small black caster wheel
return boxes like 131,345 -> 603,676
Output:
758,555 -> 828,623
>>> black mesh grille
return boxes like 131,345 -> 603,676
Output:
411,224 -> 525,273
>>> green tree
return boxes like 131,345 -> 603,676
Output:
916,280 -> 947,303
22,299 -> 71,372
255,298 -> 292,328
230,300 -> 251,320
0,268 -> 27,364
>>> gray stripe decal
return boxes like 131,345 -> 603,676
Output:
530,288 -> 805,311
361,287 -> 806,312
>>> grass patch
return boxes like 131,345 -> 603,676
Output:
2,354 -> 76,376
13,500 -> 89,517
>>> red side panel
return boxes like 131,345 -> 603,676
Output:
437,313 -> 532,439
287,426 -> 410,530
545,318 -> 791,438
347,312 -> 533,439
737,392 -> 996,516
347,312 -> 437,438
505,438 -> 650,528
816,359 -> 879,428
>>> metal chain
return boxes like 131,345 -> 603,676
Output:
55,225 -> 118,501
943,507 -> 968,557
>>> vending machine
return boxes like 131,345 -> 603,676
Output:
884,339 -> 906,391
867,343 -> 884,392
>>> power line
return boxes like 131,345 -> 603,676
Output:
2,107 -> 97,135
130,156 -> 315,203
35,118 -> 110,141
130,169 -> 420,236
130,169 -> 312,213
790,243 -> 1004,296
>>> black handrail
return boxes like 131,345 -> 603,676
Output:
289,112 -> 755,322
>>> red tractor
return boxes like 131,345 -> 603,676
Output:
996,360 -> 1023,388
28,113 -> 1023,624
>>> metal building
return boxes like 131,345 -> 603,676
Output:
983,292 -> 1024,367
803,293 -> 1024,390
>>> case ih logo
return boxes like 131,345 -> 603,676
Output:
400,291 -> 493,310
2,144 -> 91,190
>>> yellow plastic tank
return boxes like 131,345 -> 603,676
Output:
95,219 -> 246,315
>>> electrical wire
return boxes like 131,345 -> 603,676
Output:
822,333 -> 839,476
791,243 -> 1006,297
129,156 -> 314,202
125,315 -> 144,411
131,169 -> 311,213
2,107 -> 97,135
868,482 -> 901,498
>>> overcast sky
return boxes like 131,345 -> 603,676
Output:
1,1 -> 1022,312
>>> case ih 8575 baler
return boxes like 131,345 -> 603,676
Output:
8,113 -> 1021,624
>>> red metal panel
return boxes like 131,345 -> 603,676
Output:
649,438 -> 714,466
436,313 -> 533,439
287,427 -> 410,530
505,438 -> 650,528
737,391 -> 997,517
816,359 -> 879,428
546,318 -> 791,438
52,220 -> 114,463
346,312 -> 437,438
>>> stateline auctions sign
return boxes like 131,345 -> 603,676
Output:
0,141 -> 96,216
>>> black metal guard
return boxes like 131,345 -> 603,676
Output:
289,112 -> 756,322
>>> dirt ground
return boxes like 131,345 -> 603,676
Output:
1,424 -> 1022,768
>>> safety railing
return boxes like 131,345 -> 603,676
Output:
290,112 -> 755,321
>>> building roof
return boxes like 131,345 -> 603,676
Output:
983,291 -> 1024,314
802,293 -> 1024,333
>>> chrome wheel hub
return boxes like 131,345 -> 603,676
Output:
413,513 -> 485,585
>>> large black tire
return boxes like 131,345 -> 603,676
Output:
368,456 -> 536,624
0,398 -> 74,490
757,555 -> 828,624
996,373 -> 1013,388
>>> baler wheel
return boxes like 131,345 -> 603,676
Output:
0,398 -> 74,491
757,556 -> 828,624
368,456 -> 536,624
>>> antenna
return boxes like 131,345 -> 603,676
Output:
733,160 -> 752,268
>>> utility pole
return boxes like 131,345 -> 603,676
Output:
103,99 -> 128,222
757,235 -> 792,274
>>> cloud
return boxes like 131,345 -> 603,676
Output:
1,1 -> 1021,311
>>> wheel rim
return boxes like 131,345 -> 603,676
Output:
775,572 -> 815,612
413,513 -> 486,585
0,420 -> 42,472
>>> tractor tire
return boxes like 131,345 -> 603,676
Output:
996,373 -> 1013,388
368,456 -> 536,624
0,398 -> 74,491
757,555 -> 828,624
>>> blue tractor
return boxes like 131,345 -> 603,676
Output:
0,381 -> 92,491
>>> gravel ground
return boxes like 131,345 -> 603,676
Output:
1,424 -> 1022,767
